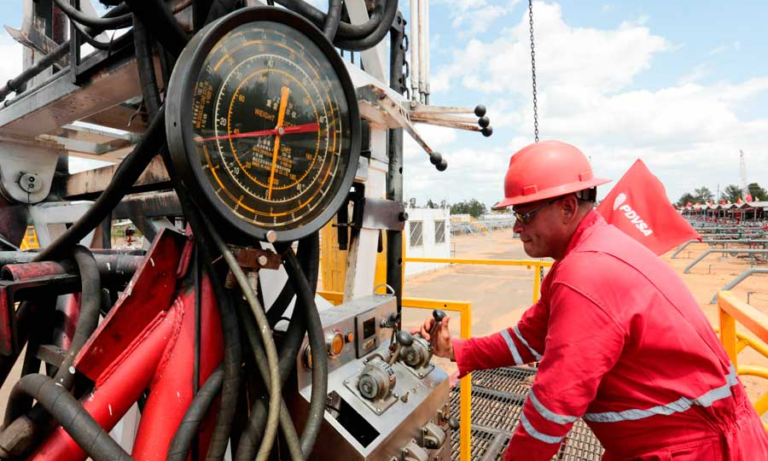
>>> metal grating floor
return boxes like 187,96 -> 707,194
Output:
450,366 -> 604,461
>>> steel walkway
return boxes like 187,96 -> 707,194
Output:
450,366 -> 604,461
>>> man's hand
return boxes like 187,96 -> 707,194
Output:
412,315 -> 455,360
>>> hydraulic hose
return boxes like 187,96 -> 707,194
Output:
0,246 -> 102,457
235,240 -> 326,460
9,374 -> 133,461
265,234 -> 319,327
123,0 -> 188,57
274,0 -> 382,40
332,0 -> 399,51
166,367 -> 224,461
233,298 -> 304,461
53,0 -> 133,30
132,15 -> 162,117
323,0 -> 343,40
70,20 -> 134,52
282,248 -> 327,455
202,217 -> 281,461
157,151 -> 241,461
34,107 -> 166,262
0,3 -> 133,102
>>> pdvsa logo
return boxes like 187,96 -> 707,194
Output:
613,193 -> 627,211
614,193 -> 653,237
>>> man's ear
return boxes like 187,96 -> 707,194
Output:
560,195 -> 579,222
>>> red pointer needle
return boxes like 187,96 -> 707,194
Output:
197,122 -> 320,142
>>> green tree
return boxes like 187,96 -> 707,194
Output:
723,184 -> 743,203
677,192 -> 696,207
748,183 -> 768,201
693,187 -> 714,203
450,199 -> 488,218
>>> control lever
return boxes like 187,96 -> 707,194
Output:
426,309 -> 447,351
389,330 -> 413,365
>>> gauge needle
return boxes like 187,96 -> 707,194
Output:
268,86 -> 290,200
197,122 -> 319,142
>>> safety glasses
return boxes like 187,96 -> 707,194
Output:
513,199 -> 558,224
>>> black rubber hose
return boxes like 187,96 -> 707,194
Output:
323,0 -> 343,40
274,0 -> 382,40
265,234 -> 318,328
166,367 -> 224,461
53,0 -> 133,29
71,20 -> 134,51
235,241 -> 325,460
132,15 -> 162,117
282,248 -> 327,455
233,298 -> 303,461
333,0 -> 398,51
0,3 -> 133,102
34,107 -> 166,262
157,151 -> 241,461
123,0 -> 188,57
9,374 -> 133,461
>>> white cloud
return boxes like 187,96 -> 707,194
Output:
432,0 -> 520,36
709,40 -> 741,56
405,1 -> 768,206
0,36 -> 23,99
601,4 -> 614,13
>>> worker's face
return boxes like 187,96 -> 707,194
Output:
512,197 -> 574,259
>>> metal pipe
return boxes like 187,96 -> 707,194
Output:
424,0 -> 430,104
710,268 -> 768,304
671,239 -> 768,259
684,249 -> 768,273
418,0 -> 425,101
410,0 -> 418,100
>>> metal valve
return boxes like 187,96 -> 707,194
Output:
401,440 -> 429,461
358,357 -> 396,401
422,421 -> 446,449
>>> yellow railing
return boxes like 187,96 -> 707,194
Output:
405,258 -> 553,303
318,291 -> 473,461
717,291 -> 768,431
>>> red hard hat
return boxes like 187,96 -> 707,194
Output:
496,141 -> 611,208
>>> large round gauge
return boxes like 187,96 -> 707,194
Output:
166,7 -> 361,243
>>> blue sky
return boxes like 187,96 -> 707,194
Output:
2,1 -> 767,206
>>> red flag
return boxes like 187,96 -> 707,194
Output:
747,193 -> 753,202
686,201 -> 693,207
737,197 -> 743,204
597,160 -> 701,255
721,199 -> 727,205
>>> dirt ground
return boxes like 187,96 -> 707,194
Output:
400,230 -> 768,418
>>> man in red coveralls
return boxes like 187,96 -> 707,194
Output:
417,141 -> 768,461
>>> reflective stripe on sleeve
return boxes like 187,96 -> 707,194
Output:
529,390 -> 578,425
584,365 -> 740,423
520,413 -> 564,444
500,329 -> 523,365
514,325 -> 543,361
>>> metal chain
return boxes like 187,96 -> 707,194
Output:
528,0 -> 539,142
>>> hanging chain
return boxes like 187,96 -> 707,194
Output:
528,0 -> 539,142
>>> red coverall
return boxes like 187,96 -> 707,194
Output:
452,211 -> 768,461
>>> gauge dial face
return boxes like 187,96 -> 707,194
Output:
172,10 -> 359,241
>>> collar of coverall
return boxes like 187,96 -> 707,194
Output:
561,209 -> 604,259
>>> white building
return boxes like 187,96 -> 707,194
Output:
404,207 -> 451,278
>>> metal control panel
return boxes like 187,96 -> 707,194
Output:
289,294 -> 452,461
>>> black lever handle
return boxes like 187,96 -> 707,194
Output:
427,309 -> 447,339
396,330 -> 414,347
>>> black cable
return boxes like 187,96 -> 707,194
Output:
323,0 -> 343,40
204,0 -> 240,23
274,0 -> 382,40
124,0 -> 188,57
332,0 -> 398,51
157,150 -> 242,461
0,3 -> 132,102
71,21 -> 134,51
166,367 -> 224,461
53,0 -> 133,29
34,107 -> 166,262
133,14 -> 162,117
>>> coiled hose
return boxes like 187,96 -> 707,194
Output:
53,0 -> 133,29
123,0 -> 188,56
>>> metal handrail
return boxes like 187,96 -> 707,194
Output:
671,239 -> 768,259
684,249 -> 768,273
717,291 -> 768,431
405,257 -> 553,303
318,291 -> 473,461
710,269 -> 768,303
